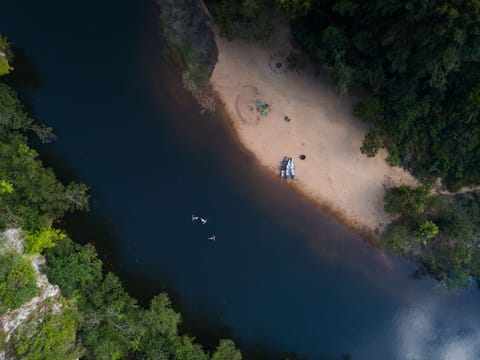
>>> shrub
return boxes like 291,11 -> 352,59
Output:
0,252 -> 37,314
381,224 -> 409,254
23,227 -> 65,254
384,185 -> 430,218
360,129 -> 381,157
12,306 -> 83,359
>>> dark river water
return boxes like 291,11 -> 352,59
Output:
2,1 -> 480,359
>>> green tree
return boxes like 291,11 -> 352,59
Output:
332,0 -> 358,16
12,306 -> 83,360
468,85 -> 480,108
353,97 -> 384,124
0,252 -> 37,314
211,0 -> 272,42
274,0 -> 311,19
0,34 -> 12,76
333,55 -> 359,96
44,238 -> 102,298
0,35 -> 244,358
241,0 -> 260,20
292,0 -> 480,189
360,128 -> 381,157
417,220 -> 439,242
0,83 -> 32,131
380,224 -> 409,255
23,227 -> 66,254
136,293 -> 182,359
384,185 -> 430,218
0,179 -> 13,195
321,26 -> 349,54
45,240 -> 139,359
212,339 -> 243,360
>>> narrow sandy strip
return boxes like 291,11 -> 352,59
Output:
210,26 -> 417,238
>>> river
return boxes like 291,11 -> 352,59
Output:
2,0 -> 480,359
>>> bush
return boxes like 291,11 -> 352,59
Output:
23,227 -> 65,254
360,129 -> 381,157
385,144 -> 401,167
12,306 -> 83,360
44,238 -> 102,298
384,185 -> 430,219
416,220 -> 439,242
381,224 -> 409,254
0,252 -> 37,314
353,97 -> 384,124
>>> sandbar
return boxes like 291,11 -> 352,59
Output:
210,25 -> 417,238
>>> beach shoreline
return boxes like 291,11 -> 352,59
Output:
209,25 -> 417,241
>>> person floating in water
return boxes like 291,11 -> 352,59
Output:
200,218 -> 207,225
192,214 -> 199,222
208,235 -> 216,242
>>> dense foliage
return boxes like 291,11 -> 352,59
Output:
382,186 -> 480,288
289,0 -> 480,190
0,35 -> 12,76
0,82 -> 88,231
0,250 -> 37,315
45,238 -> 242,360
0,34 -> 242,359
205,0 -> 275,41
207,0 -> 480,190
11,304 -> 83,360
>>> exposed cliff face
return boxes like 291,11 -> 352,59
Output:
157,0 -> 218,111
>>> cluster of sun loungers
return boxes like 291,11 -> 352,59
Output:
280,156 -> 296,179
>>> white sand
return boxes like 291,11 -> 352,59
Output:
210,26 -> 417,238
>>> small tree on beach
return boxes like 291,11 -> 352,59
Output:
360,128 -> 381,157
384,185 -> 431,219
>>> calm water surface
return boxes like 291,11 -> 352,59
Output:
2,1 -> 480,359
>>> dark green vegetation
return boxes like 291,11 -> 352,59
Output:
209,0 -> 480,190
0,34 -> 242,359
382,186 -> 480,288
11,304 -> 84,360
205,0 -> 480,287
0,251 -> 37,315
205,0 -> 310,41
0,35 -> 13,76
290,0 -> 480,191
44,238 -> 242,360
205,0 -> 274,42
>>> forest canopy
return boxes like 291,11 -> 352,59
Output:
290,0 -> 480,190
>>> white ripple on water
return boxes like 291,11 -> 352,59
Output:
393,294 -> 480,360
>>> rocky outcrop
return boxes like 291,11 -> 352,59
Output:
157,0 -> 218,111
0,229 -> 61,358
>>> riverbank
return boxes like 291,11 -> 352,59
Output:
210,22 -> 417,239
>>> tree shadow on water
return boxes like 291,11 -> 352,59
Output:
3,45 -> 44,116
118,269 -> 238,353
60,210 -> 123,275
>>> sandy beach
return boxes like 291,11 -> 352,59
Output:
210,26 -> 417,238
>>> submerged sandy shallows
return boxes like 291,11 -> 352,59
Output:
210,29 -> 416,237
